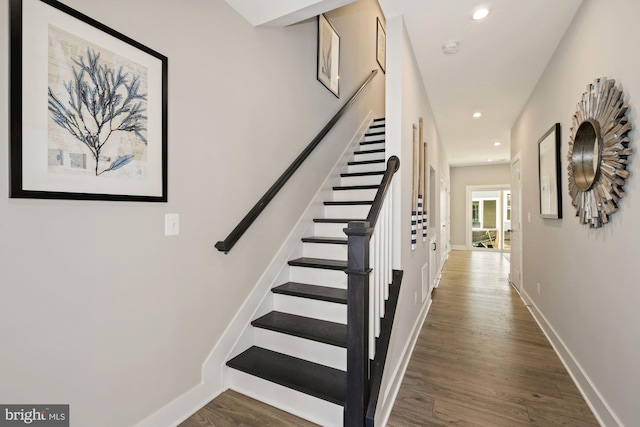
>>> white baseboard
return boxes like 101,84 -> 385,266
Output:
376,297 -> 432,426
134,383 -> 218,427
451,245 -> 466,251
520,290 -> 622,427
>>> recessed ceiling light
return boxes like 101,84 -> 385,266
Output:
472,7 -> 490,20
494,142 -> 501,146
473,112 -> 482,118
487,158 -> 493,162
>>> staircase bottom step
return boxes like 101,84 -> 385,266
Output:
227,346 -> 346,405
227,369 -> 343,427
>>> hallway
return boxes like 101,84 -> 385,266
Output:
387,250 -> 599,426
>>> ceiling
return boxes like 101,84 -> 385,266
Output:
226,0 -> 584,167
379,0 -> 583,166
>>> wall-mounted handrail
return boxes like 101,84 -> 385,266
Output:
215,69 -> 379,253
344,155 -> 400,427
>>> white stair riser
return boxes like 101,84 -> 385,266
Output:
289,266 -> 346,288
333,188 -> 378,202
348,162 -> 385,174
359,142 -> 385,151
274,294 -> 347,323
324,204 -> 371,219
314,222 -> 350,238
254,329 -> 346,370
363,133 -> 385,142
303,242 -> 348,259
227,370 -> 343,427
340,174 -> 383,186
354,151 -> 385,162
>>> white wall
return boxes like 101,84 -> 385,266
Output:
378,14 -> 449,424
511,0 -> 640,424
449,164 -> 510,248
0,0 -> 384,425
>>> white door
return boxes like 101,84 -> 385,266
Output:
510,154 -> 523,292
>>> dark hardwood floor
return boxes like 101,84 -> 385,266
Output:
387,250 -> 599,426
180,250 -> 599,426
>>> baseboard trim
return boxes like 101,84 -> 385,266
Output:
134,383 -> 218,427
376,297 -> 432,426
520,290 -> 622,427
451,245 -> 466,251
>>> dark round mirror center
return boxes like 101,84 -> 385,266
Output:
572,119 -> 601,191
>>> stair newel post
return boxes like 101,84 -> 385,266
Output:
344,220 -> 373,427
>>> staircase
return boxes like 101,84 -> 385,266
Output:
226,118 -> 387,426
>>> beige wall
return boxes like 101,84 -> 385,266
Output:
0,0 -> 385,425
449,164 -> 510,248
511,0 -> 640,424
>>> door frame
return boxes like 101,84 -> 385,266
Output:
465,184 -> 510,251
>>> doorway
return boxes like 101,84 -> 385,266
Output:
466,185 -> 510,251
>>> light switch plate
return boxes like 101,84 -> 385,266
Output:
165,213 -> 180,236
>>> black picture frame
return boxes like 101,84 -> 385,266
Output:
10,0 -> 168,202
317,14 -> 340,98
538,123 -> 562,218
376,17 -> 386,74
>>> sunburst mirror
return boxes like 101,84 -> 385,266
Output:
567,77 -> 633,227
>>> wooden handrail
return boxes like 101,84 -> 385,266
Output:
215,69 -> 379,253
367,156 -> 400,228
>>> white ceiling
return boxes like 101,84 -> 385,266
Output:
379,0 -> 583,166
227,0 -> 584,167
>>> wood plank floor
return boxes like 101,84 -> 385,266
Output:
387,250 -> 599,427
180,250 -> 598,426
179,389 -> 319,426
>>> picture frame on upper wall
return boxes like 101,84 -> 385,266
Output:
9,0 -> 168,202
376,17 -> 386,73
538,123 -> 562,219
317,14 -> 340,98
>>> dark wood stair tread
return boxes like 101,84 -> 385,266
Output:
288,257 -> 347,270
324,200 -> 373,206
360,139 -> 385,146
341,171 -> 385,177
333,184 -> 380,191
272,282 -> 347,304
227,346 -> 346,406
313,217 -> 364,223
301,236 -> 347,245
252,311 -> 347,347
354,148 -> 385,155
348,159 -> 385,166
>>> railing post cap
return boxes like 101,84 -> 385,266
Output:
344,220 -> 372,236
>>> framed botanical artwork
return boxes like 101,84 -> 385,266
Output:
538,123 -> 562,218
317,14 -> 340,97
376,17 -> 386,73
10,0 -> 168,202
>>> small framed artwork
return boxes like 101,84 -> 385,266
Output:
376,17 -> 386,73
10,0 -> 168,202
538,123 -> 562,218
317,14 -> 340,97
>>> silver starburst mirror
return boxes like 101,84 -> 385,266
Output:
567,77 -> 633,227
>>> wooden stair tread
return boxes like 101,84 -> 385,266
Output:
227,346 -> 346,406
313,217 -> 363,223
324,200 -> 373,206
348,159 -> 385,166
252,311 -> 347,347
301,236 -> 348,245
333,184 -> 380,191
288,257 -> 347,270
272,282 -> 347,304
354,148 -> 385,155
360,139 -> 385,146
341,171 -> 384,177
